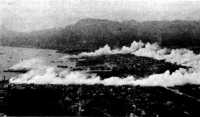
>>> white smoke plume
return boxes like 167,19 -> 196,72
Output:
9,41 -> 200,87
10,67 -> 101,85
79,41 -> 145,56
9,66 -> 200,87
9,58 -> 47,71
78,41 -> 200,68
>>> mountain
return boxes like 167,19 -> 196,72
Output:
1,18 -> 200,54
0,18 -> 138,53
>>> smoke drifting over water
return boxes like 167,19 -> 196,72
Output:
9,41 -> 200,87
10,58 -> 46,70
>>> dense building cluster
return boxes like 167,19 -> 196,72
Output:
6,84 -> 200,116
73,54 -> 188,79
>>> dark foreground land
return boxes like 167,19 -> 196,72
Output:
0,84 -> 199,117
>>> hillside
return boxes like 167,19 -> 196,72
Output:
1,18 -> 200,54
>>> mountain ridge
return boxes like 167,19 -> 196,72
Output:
1,18 -> 200,54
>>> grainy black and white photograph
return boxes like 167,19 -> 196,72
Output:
1,0 -> 200,116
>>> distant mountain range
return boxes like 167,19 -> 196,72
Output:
1,18 -> 200,54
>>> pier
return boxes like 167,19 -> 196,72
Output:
0,76 -> 9,115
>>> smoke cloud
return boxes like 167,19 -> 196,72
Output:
79,41 -> 145,56
78,41 -> 200,68
9,41 -> 200,87
9,58 -> 47,71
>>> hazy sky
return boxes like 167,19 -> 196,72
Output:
1,0 -> 200,32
